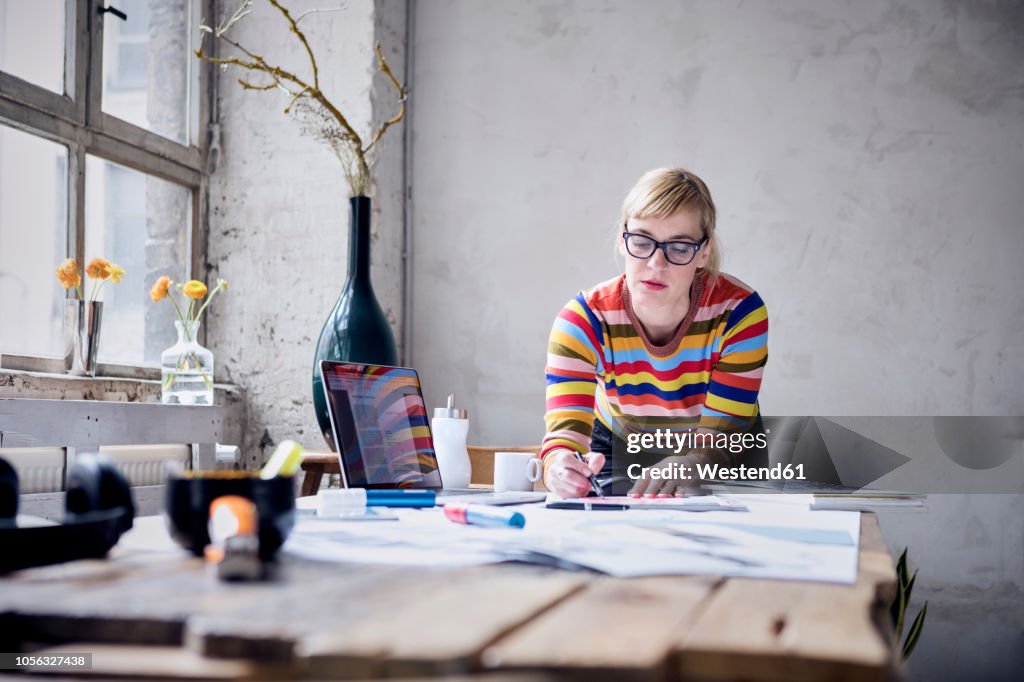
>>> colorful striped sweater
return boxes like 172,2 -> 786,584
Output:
541,271 -> 768,459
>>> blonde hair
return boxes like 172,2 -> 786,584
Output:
619,167 -> 721,282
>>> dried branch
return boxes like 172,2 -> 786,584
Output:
209,32 -> 304,100
268,0 -> 319,89
284,86 -> 311,114
238,78 -> 278,91
295,6 -> 347,24
366,42 -> 408,153
194,0 -> 406,197
223,1 -> 253,29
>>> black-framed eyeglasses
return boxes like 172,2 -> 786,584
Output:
622,230 -> 707,266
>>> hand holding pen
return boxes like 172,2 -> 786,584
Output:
542,449 -> 606,499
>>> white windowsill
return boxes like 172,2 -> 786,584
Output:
0,354 -> 239,403
0,354 -> 248,471
0,352 -> 161,381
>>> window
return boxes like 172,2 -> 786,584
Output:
0,1 -> 65,94
0,0 -> 209,372
102,1 -> 199,146
85,156 -> 191,364
0,125 -> 68,357
104,2 -> 151,92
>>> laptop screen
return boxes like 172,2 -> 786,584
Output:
320,361 -> 443,489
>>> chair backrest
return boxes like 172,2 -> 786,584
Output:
300,446 -> 545,494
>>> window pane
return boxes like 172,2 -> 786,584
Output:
85,156 -> 191,365
102,0 -> 198,146
0,125 -> 67,357
0,0 -> 65,93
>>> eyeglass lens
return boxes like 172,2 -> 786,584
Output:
624,234 -> 700,265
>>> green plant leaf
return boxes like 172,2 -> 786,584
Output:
904,570 -> 917,608
897,548 -> 909,587
894,579 -> 907,638
891,547 -> 909,629
901,602 -> 928,660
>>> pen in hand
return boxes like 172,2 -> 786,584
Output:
573,451 -> 605,497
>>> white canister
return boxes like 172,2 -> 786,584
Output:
432,393 -> 471,489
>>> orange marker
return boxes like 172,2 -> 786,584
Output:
205,495 -> 261,580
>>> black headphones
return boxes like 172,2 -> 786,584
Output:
0,452 -> 135,573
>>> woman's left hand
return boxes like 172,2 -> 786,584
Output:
627,454 -> 700,497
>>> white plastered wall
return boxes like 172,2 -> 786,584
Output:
206,0 -> 407,460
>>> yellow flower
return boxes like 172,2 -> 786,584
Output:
86,258 -> 111,279
150,276 -> 172,302
108,263 -> 126,284
182,280 -> 208,300
55,258 -> 81,289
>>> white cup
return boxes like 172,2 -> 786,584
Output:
493,451 -> 543,492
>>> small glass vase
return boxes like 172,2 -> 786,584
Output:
63,300 -> 103,377
161,320 -> 214,405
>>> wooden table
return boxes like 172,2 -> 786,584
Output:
0,511 -> 898,681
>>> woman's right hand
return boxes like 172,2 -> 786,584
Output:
543,449 -> 606,498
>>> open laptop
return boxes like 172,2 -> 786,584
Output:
319,360 -> 546,505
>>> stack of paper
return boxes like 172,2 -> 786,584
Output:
283,495 -> 863,584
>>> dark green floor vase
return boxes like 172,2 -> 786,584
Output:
312,196 -> 398,450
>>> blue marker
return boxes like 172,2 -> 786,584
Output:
364,489 -> 436,508
315,489 -> 434,516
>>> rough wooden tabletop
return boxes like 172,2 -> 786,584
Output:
0,514 -> 897,681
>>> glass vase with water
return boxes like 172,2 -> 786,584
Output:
161,320 -> 214,405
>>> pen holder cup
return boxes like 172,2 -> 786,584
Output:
164,471 -> 296,560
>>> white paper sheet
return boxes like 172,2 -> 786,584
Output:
282,497 -> 862,583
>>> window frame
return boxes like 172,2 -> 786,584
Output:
0,0 -> 213,376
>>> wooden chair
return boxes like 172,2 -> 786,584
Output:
299,452 -> 339,496
299,445 -> 543,496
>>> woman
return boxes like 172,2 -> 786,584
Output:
541,167 -> 768,498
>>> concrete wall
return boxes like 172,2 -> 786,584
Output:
410,0 -> 1024,436
408,1 -> 1024,679
206,0 -> 407,459
881,493 -> 1024,680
